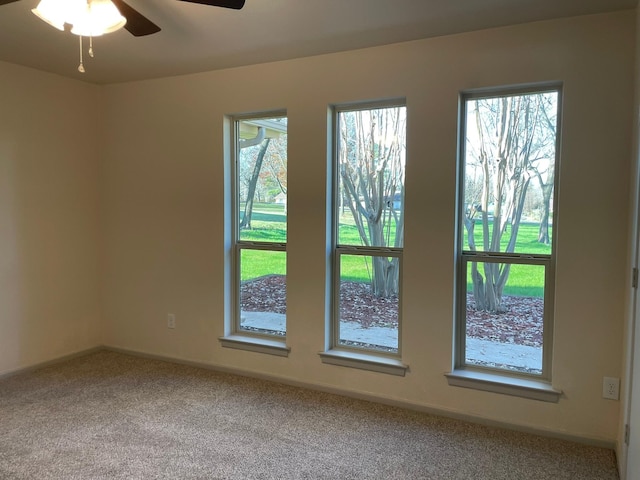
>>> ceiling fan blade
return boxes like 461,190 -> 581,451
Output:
178,0 -> 246,9
111,0 -> 161,37
0,0 -> 19,5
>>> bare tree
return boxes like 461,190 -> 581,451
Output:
238,118 -> 288,229
339,107 -> 405,297
464,93 -> 557,312
263,139 -> 288,202
535,167 -> 554,244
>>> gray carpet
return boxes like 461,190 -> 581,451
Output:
0,350 -> 619,479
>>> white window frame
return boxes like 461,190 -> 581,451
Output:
448,84 -> 563,401
219,111 -> 290,357
320,100 -> 408,376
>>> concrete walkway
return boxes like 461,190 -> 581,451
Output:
241,311 -> 398,348
466,338 -> 541,371
241,311 -> 542,371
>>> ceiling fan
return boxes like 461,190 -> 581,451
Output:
0,0 -> 246,37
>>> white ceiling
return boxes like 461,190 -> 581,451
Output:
0,0 -> 635,84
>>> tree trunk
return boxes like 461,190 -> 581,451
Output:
469,261 -> 508,313
537,182 -> 553,244
240,138 -> 270,230
470,262 -> 486,310
371,256 -> 399,297
369,217 -> 400,296
538,210 -> 550,244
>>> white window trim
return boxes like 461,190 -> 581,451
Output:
220,111 -> 289,355
446,369 -> 562,403
322,99 -> 407,368
320,350 -> 408,376
450,84 -> 562,391
331,247 -> 403,353
219,335 -> 290,357
456,254 -> 554,379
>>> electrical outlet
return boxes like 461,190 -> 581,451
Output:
167,313 -> 176,329
602,377 -> 619,400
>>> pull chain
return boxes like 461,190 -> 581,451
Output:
89,36 -> 94,58
78,36 -> 85,73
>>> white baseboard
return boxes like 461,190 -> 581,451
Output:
0,346 -> 103,380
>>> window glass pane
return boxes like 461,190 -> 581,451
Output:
337,106 -> 406,248
239,249 -> 286,336
237,117 -> 287,242
464,261 -> 544,374
462,92 -> 558,255
338,254 -> 399,353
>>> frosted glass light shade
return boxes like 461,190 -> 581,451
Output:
71,0 -> 127,37
32,0 -> 126,36
31,0 -> 83,31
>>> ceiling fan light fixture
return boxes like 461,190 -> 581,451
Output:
31,0 -> 127,73
26,0 -> 245,74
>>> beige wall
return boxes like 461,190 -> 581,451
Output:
0,61 -> 102,375
100,11 -> 635,444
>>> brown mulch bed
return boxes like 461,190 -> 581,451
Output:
240,275 -> 543,348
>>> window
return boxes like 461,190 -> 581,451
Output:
455,86 -> 561,381
224,114 -> 288,353
325,101 -> 407,367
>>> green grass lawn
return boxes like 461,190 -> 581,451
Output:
463,219 -> 552,255
463,220 -> 549,297
466,262 -> 544,298
239,203 -> 547,297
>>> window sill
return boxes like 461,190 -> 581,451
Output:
219,335 -> 290,357
319,349 -> 408,376
445,369 -> 562,403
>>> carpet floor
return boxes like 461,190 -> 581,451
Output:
0,350 -> 619,479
